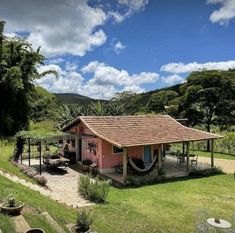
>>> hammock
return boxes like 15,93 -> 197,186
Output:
128,156 -> 158,176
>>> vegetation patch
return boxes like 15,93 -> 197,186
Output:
78,175 -> 111,203
125,169 -> 166,186
12,162 -> 47,186
189,167 -> 224,177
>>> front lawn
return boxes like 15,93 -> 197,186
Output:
0,173 -> 234,233
92,174 -> 235,233
0,143 -> 234,232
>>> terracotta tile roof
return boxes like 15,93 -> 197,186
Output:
63,115 -> 222,147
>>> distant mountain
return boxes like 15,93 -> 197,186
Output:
54,84 -> 181,106
54,93 -> 105,105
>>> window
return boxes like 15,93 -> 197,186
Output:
112,146 -> 123,154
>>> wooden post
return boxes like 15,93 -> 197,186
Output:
150,145 -> 154,161
75,135 -> 79,161
186,142 -> 190,171
211,139 -> 214,167
157,145 -> 161,172
123,148 -> 127,181
28,138 -> 31,166
39,141 -> 42,175
182,142 -> 185,154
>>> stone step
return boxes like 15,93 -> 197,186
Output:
41,211 -> 66,233
12,215 -> 31,233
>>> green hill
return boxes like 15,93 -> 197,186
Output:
54,93 -> 105,105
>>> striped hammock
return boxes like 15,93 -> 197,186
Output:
128,156 -> 158,176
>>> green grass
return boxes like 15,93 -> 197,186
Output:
0,175 -> 75,233
0,144 -> 35,182
0,143 -> 234,232
92,174 -> 235,233
0,173 -> 234,233
194,150 -> 235,160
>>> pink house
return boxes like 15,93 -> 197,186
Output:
62,115 -> 221,181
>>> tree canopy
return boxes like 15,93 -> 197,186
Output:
179,70 -> 235,131
0,21 -> 56,136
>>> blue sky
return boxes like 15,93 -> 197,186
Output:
1,0 -> 235,99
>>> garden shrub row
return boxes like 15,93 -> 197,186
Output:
125,168 -> 166,186
189,167 -> 224,177
12,161 -> 47,186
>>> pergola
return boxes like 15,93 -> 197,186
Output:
16,132 -> 78,175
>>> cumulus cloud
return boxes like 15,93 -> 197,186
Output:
109,0 -> 149,23
161,74 -> 185,86
36,64 -> 84,93
161,60 -> 235,74
1,0 -> 150,57
1,0 -> 107,57
113,40 -> 126,54
81,61 -> 159,86
207,0 -> 235,25
37,61 -> 159,99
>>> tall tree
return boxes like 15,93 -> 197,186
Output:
0,21 -> 57,136
179,70 -> 235,150
147,90 -> 179,113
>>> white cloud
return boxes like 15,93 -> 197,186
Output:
161,60 -> 235,74
36,64 -> 84,94
1,0 -> 107,57
1,0 -> 150,57
207,0 -> 235,25
65,62 -> 78,72
48,58 -> 64,64
81,61 -> 159,86
113,41 -> 126,54
109,0 -> 149,23
161,74 -> 185,86
37,61 -> 159,99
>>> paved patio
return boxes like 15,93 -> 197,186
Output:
104,156 -> 211,184
22,159 -> 93,208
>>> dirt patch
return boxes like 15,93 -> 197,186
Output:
198,157 -> 235,173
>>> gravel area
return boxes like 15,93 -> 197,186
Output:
198,157 -> 235,174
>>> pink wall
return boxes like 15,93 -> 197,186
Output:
67,121 -> 161,171
101,140 -> 144,169
82,137 -> 102,167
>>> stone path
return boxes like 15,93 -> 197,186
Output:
41,212 -> 66,233
12,215 -> 30,233
198,157 -> 235,173
0,165 -> 93,208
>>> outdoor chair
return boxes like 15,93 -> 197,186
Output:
176,154 -> 184,165
191,154 -> 198,166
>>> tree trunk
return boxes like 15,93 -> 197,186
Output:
206,124 -> 211,152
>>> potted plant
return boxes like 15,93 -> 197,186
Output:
70,209 -> 93,233
0,194 -> 24,215
79,159 -> 92,172
25,229 -> 45,233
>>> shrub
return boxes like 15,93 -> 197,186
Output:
78,175 -> 111,203
75,208 -> 93,232
16,163 -> 37,177
34,175 -> 47,186
78,175 -> 91,197
11,161 -> 47,185
189,167 -> 223,177
125,168 -> 166,186
3,194 -> 22,208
